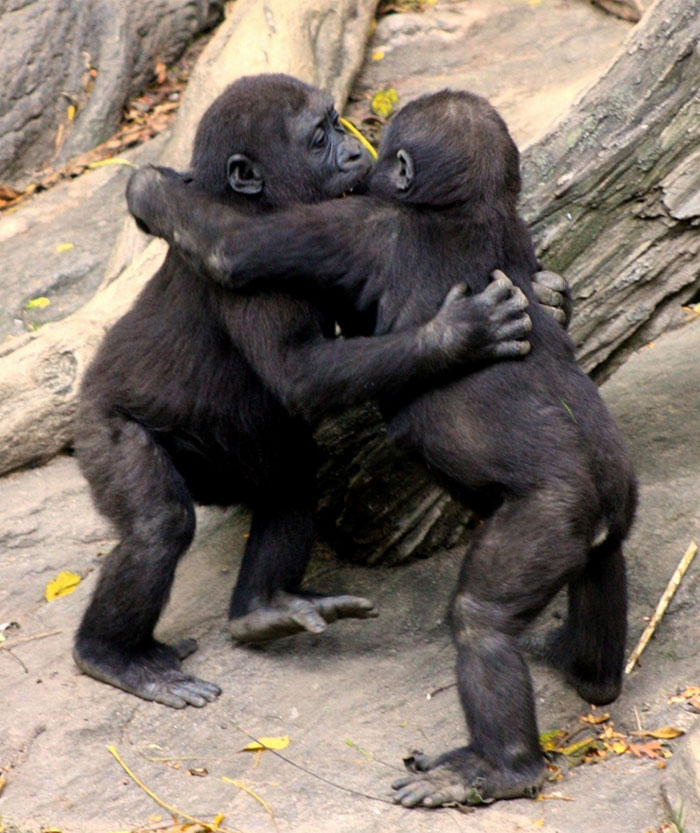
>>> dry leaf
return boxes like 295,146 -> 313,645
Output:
56,242 -> 74,253
628,740 -> 663,759
630,727 -> 684,740
241,735 -> 290,752
44,571 -> 82,601
372,50 -> 385,61
580,712 -> 611,725
669,685 -> 700,704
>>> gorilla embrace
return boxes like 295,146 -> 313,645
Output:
73,75 -> 539,710
127,81 -> 636,807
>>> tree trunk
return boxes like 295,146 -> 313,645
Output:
1,0 -> 698,566
521,0 -> 700,382
0,0 -> 224,189
316,0 -> 700,562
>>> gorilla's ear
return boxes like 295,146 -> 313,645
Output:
227,153 -> 264,195
393,149 -> 415,192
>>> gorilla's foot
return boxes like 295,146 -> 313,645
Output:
73,637 -> 221,708
229,590 -> 378,642
520,627 -> 622,706
391,745 -> 545,808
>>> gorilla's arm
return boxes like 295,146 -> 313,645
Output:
129,166 -> 569,330
226,280 -> 530,423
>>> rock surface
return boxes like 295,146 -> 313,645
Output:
2,315 -> 700,832
3,2 -> 699,829
0,0 -> 223,188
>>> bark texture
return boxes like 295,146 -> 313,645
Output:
0,0 -> 379,476
1,0 -> 698,565
521,0 -> 700,381
0,0 -> 223,188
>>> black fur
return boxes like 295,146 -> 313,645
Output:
74,76 -> 533,708
128,88 -> 637,800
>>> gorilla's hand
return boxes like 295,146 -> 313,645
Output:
532,269 -> 572,329
423,270 -> 531,365
126,165 -> 189,238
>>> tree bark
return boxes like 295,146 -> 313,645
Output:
1,0 -> 698,566
521,0 -> 700,381
0,0 -> 223,189
318,0 -> 700,562
0,0 -> 379,476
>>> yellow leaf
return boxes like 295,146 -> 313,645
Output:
560,737 -> 599,756
370,87 -> 399,119
0,774 -> 7,796
67,104 -> 76,121
212,812 -> 226,829
630,727 -> 684,740
539,728 -> 566,752
241,734 -> 290,752
44,571 -> 82,601
339,117 -> 378,160
372,50 -> 385,61
56,242 -> 74,253
533,820 -> 545,827
580,712 -> 610,725
25,296 -> 51,309
610,740 -> 629,755
87,157 -> 138,170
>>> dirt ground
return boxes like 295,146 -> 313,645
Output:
3,2 -> 699,832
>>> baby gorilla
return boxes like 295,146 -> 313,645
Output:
73,75 -> 534,709
128,89 -> 636,803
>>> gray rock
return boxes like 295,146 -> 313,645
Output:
0,0 -> 223,188
661,722 -> 700,832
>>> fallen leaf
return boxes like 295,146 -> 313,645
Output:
560,737 -> 600,757
0,774 -> 7,796
628,740 -> 663,760
26,296 -> 51,309
87,157 -> 137,170
370,87 -> 399,119
67,104 -> 76,122
630,727 -> 684,740
372,50 -> 385,61
187,767 -> 208,777
669,685 -> 700,704
56,242 -> 74,253
580,712 -> 610,725
539,728 -> 567,752
44,571 -> 82,601
241,735 -> 290,752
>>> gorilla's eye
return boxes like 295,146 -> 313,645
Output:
312,127 -> 327,148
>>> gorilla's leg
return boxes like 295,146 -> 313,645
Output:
524,540 -> 627,705
392,486 -> 592,808
228,471 -> 377,643
73,413 -> 221,708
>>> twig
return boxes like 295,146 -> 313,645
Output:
3,649 -> 28,673
229,724 -> 395,805
426,682 -> 457,700
222,778 -> 279,833
107,745 -> 242,833
0,630 -> 62,650
625,541 -> 698,675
